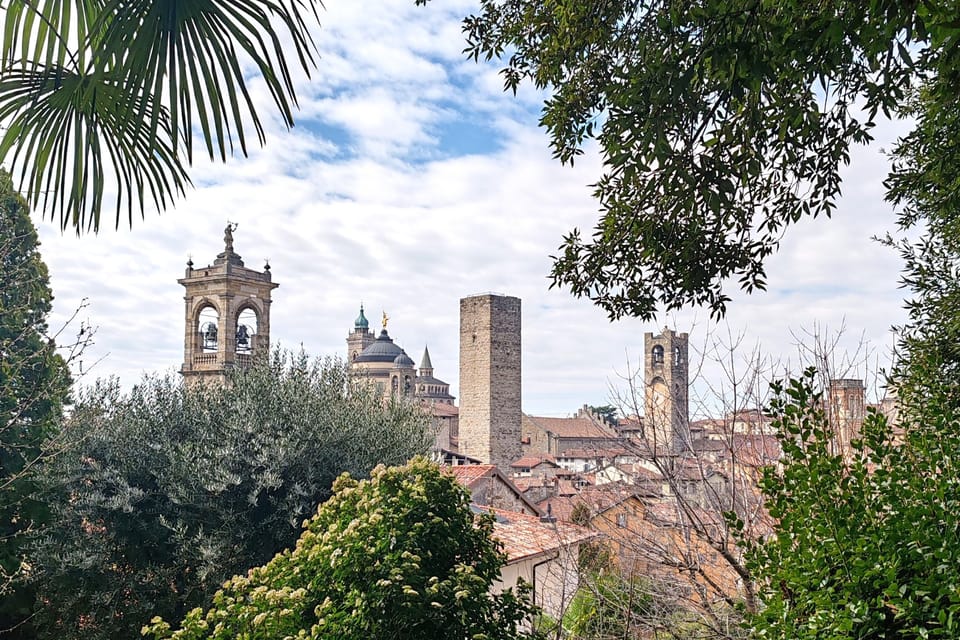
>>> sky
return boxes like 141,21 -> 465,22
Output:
35,0 -> 911,418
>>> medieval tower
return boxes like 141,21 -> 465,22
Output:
459,294 -> 522,471
828,378 -> 865,458
179,224 -> 278,385
644,327 -> 690,453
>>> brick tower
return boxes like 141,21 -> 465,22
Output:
459,294 -> 522,471
179,224 -> 278,385
644,327 -> 690,453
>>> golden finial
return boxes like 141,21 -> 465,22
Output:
382,310 -> 389,330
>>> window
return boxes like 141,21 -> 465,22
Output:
652,345 -> 664,364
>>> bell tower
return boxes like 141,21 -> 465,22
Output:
644,327 -> 690,453
179,224 -> 278,385
346,304 -> 375,363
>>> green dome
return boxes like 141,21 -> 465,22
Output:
354,305 -> 369,330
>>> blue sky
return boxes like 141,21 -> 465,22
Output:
36,0 -> 909,417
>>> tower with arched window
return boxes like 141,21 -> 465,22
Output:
179,225 -> 278,385
644,327 -> 690,453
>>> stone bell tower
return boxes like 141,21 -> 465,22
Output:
346,304 -> 375,362
644,327 -> 690,453
179,224 -> 278,385
828,378 -> 865,459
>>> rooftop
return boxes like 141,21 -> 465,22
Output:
480,506 -> 597,563
523,414 -> 617,439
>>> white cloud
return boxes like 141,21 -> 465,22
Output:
34,1 -> 911,418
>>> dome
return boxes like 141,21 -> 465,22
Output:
393,352 -> 415,367
353,330 -> 404,363
354,305 -> 369,330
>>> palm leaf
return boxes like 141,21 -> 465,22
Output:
0,0 -> 322,233
0,66 -> 190,232
99,0 -> 320,159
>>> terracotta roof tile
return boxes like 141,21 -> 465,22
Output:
523,414 -> 617,439
443,464 -> 496,488
480,506 -> 597,562
424,402 -> 459,417
536,486 -> 642,521
511,477 -> 543,492
510,454 -> 559,468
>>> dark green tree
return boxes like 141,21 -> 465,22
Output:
438,0 -> 960,319
587,405 -> 617,426
0,169 -> 72,635
0,0 -> 322,233
746,368 -> 960,639
30,353 -> 432,640
143,457 -> 536,640
745,58 -> 960,640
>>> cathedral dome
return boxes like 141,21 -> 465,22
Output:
393,352 -> 415,367
353,330 -> 404,363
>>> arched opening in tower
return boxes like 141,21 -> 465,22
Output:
236,307 -> 259,354
197,305 -> 219,353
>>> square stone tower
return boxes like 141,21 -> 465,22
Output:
644,327 -> 690,453
459,294 -> 522,471
828,378 -> 865,459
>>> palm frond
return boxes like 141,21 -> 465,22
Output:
0,0 -> 322,232
100,0 -> 320,159
0,66 -> 190,232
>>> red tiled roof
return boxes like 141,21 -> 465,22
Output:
444,464 -> 496,488
617,416 -> 644,429
556,478 -> 579,496
444,464 -> 542,515
511,477 -> 543,492
510,454 -> 558,469
537,485 -> 642,522
535,495 -> 584,523
483,506 -> 597,563
632,465 -> 664,481
523,414 -> 616,439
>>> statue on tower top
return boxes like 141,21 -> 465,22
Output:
213,222 -> 244,267
224,222 -> 237,253
382,310 -> 389,330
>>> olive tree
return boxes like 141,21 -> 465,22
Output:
30,352 -> 432,640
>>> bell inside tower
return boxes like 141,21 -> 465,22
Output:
236,308 -> 258,354
198,306 -> 219,352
